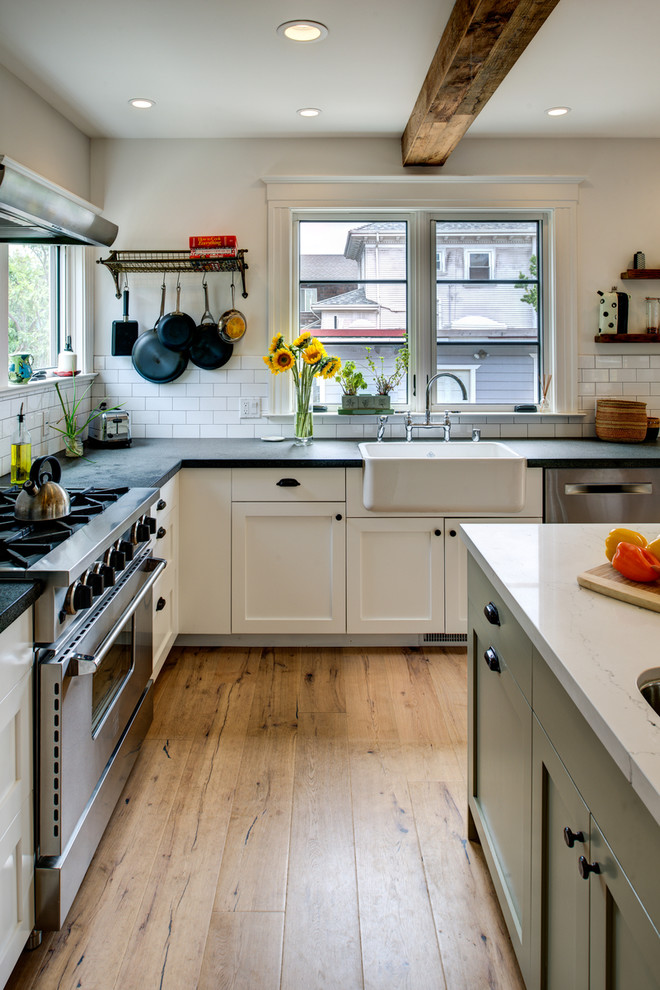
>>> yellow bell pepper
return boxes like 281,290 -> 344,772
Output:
647,535 -> 660,560
605,527 -> 647,562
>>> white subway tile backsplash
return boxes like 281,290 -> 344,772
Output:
622,355 -> 650,369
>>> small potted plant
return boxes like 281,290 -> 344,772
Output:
336,360 -> 368,412
52,380 -> 121,457
363,345 -> 409,410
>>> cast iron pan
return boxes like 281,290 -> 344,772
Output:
189,278 -> 233,370
156,278 -> 196,351
132,282 -> 189,383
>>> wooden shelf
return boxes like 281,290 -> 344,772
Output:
97,249 -> 248,298
595,333 -> 660,342
620,269 -> 660,279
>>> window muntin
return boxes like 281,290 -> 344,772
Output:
434,219 -> 541,406
298,220 -> 409,405
8,244 -> 61,369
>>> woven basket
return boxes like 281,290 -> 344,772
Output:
595,398 -> 647,443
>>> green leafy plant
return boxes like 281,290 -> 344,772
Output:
336,360 -> 368,395
51,380 -> 121,454
364,345 -> 409,395
515,255 -> 538,312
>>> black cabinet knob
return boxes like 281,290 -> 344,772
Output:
434,529 -> 441,536
484,647 -> 501,673
484,602 -> 501,626
157,499 -> 167,511
156,597 -> 167,612
157,526 -> 167,539
563,827 -> 585,849
449,529 -> 457,537
578,856 -> 600,880
335,514 -> 343,521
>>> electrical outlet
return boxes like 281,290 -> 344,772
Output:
240,398 -> 261,418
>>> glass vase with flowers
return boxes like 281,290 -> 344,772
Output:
264,332 -> 341,444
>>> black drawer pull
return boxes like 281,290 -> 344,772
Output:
578,856 -> 600,880
564,827 -> 585,848
484,602 -> 501,626
157,499 -> 167,511
156,597 -> 167,612
484,647 -> 501,673
276,478 -> 301,487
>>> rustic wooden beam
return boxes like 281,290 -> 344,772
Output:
402,0 -> 561,167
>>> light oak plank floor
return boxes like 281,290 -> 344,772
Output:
8,646 -> 524,990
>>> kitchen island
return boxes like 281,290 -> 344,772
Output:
462,521 -> 660,988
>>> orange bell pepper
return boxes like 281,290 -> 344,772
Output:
611,542 -> 660,583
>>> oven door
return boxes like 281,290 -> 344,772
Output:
36,554 -> 165,930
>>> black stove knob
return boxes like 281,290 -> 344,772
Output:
146,515 -> 157,534
65,581 -> 93,614
135,523 -> 150,543
85,572 -> 104,597
101,564 -> 115,587
119,540 -> 134,561
110,548 -> 126,570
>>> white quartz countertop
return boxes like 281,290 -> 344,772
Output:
460,522 -> 660,826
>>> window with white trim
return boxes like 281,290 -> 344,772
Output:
265,176 -> 580,415
1,243 -> 91,386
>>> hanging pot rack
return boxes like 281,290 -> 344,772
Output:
97,248 -> 248,299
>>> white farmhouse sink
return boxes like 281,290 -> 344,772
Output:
358,441 -> 526,513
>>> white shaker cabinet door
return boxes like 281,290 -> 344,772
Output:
232,502 -> 346,634
346,517 -> 445,633
178,469 -> 232,635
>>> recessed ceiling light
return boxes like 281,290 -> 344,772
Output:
297,108 -> 321,117
129,98 -> 155,109
545,106 -> 571,117
277,20 -> 328,42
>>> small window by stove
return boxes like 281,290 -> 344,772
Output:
5,244 -> 86,383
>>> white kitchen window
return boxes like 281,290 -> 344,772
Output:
0,243 -> 92,388
265,176 -> 580,414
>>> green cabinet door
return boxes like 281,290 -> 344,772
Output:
589,818 -> 660,990
469,623 -> 533,983
531,717 -> 590,990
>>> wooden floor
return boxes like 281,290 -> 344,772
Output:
9,646 -> 524,990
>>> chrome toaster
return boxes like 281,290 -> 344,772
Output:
87,404 -> 132,448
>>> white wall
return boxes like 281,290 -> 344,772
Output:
0,64 -> 91,198
89,135 -> 660,441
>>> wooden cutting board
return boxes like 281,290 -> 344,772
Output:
577,563 -> 660,612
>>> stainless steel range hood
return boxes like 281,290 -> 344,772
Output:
0,155 -> 118,247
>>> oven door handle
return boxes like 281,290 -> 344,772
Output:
68,557 -> 167,676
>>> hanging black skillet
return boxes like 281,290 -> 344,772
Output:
132,281 -> 189,384
189,277 -> 233,370
156,276 -> 196,351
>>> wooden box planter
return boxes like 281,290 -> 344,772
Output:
339,394 -> 393,415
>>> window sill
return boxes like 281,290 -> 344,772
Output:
1,372 -> 96,399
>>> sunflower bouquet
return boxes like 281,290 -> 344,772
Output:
264,331 -> 341,442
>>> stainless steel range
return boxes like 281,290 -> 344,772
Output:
0,474 -> 165,931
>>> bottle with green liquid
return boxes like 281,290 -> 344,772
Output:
11,403 -> 32,485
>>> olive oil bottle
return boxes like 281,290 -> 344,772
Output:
10,403 -> 31,485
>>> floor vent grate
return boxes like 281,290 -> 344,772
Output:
422,633 -> 468,644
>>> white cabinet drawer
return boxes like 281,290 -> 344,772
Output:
232,467 -> 345,502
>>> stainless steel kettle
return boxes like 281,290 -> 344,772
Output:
14,455 -> 71,521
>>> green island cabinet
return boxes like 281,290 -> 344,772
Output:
467,555 -> 660,990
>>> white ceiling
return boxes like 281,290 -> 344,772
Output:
0,0 -> 659,143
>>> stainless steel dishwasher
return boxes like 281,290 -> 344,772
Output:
544,467 -> 660,523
